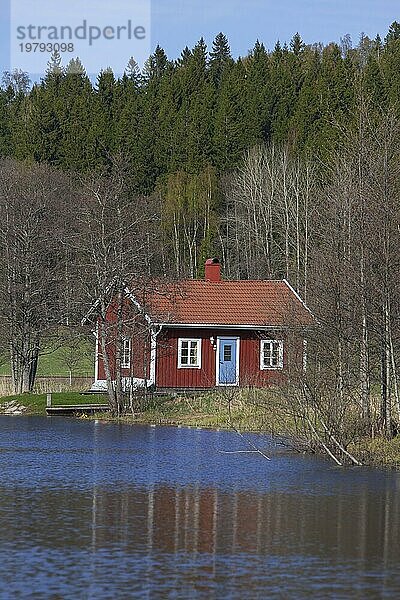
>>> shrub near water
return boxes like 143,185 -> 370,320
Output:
349,436 -> 400,468
136,388 -> 295,432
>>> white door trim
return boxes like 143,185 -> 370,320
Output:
216,336 -> 240,386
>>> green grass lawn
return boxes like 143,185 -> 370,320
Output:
0,392 -> 107,415
0,338 -> 95,377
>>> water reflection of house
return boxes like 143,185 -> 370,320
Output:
5,478 -> 400,575
89,483 -> 400,562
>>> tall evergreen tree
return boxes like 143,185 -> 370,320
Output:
125,57 -> 142,87
177,46 -> 192,67
58,66 -> 94,170
209,32 -> 232,86
385,21 -> 400,44
290,32 -> 305,56
168,38 -> 213,172
88,69 -> 117,168
0,90 -> 11,156
244,40 -> 272,145
66,57 -> 86,75
289,47 -> 321,151
143,45 -> 169,82
364,53 -> 386,109
46,50 -> 64,76
0,29 -> 398,198
213,59 -> 248,170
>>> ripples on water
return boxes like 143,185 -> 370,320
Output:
0,416 -> 400,598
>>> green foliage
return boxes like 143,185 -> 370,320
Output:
124,57 -> 141,86
213,59 -> 249,170
46,50 -> 63,76
209,32 -> 233,86
385,21 -> 400,44
290,32 -> 305,56
0,25 -> 398,221
58,71 -> 95,170
160,165 -> 220,276
0,90 -> 11,155
244,40 -> 272,145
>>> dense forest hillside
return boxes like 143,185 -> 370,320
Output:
1,26 -> 400,187
1,24 -> 400,441
1,25 -> 399,279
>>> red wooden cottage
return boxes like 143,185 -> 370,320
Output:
90,259 -> 315,392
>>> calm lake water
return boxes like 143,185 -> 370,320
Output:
1,417 -> 400,599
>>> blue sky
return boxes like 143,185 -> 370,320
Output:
152,0 -> 398,58
0,0 -> 398,79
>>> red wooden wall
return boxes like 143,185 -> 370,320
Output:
96,300 -> 151,381
155,328 -> 302,388
96,305 -> 304,388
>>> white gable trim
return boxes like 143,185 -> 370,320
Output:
282,279 -> 316,321
81,276 -> 120,325
124,287 -> 153,325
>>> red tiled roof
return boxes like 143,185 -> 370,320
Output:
130,279 -> 314,327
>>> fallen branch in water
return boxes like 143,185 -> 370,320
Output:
225,393 -> 271,460
219,450 -> 260,453
305,416 -> 343,466
319,415 -> 362,466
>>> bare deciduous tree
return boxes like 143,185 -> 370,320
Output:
221,144 -> 315,298
76,158 -> 159,413
0,159 -> 69,392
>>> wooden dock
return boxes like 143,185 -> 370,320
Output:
46,404 -> 110,416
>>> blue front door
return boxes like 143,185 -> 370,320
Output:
218,338 -> 238,385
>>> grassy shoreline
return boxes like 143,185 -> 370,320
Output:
2,390 -> 400,468
0,392 -> 106,414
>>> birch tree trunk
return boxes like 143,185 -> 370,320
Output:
360,249 -> 370,421
99,299 -> 117,412
115,286 -> 124,416
381,301 -> 392,437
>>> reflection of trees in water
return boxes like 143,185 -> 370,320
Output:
3,482 -> 400,564
90,483 -> 400,563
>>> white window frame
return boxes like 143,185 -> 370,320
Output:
121,337 -> 132,369
178,338 -> 202,369
260,339 -> 284,370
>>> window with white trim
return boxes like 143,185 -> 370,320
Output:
178,338 -> 202,368
260,339 -> 283,369
121,337 -> 132,369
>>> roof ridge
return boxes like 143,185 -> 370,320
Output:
177,278 -> 286,283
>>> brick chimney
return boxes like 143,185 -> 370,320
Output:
205,258 -> 221,282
